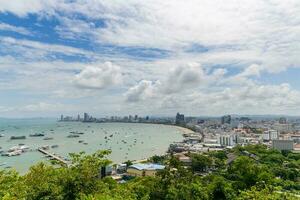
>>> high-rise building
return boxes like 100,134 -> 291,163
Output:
262,130 -> 278,141
218,134 -> 238,147
279,117 -> 287,124
84,113 -> 89,122
221,115 -> 231,124
175,113 -> 185,125
60,114 -> 63,121
77,114 -> 80,121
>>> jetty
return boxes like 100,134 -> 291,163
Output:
37,148 -> 69,167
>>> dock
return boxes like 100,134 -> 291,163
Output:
38,148 -> 69,167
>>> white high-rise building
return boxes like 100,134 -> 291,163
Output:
262,130 -> 278,141
218,134 -> 238,147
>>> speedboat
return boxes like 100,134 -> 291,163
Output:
67,134 -> 79,138
43,137 -> 54,140
29,133 -> 45,137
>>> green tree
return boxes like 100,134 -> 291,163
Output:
191,154 -> 212,172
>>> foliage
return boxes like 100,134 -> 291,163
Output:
0,145 -> 299,200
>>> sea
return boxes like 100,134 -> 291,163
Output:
0,118 -> 183,173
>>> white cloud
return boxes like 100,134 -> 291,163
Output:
0,0 -> 46,17
73,62 -> 122,89
125,80 -> 160,102
239,64 -> 264,77
0,1 -> 300,116
0,23 -> 32,35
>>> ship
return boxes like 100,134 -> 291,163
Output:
10,136 -> 26,140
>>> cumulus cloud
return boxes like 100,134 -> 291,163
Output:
125,80 -> 160,102
125,62 -> 227,100
74,62 -> 122,89
239,64 -> 264,77
0,1 -> 300,116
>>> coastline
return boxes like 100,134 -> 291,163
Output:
130,124 -> 194,164
172,125 -> 195,135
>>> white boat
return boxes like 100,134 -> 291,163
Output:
8,145 -> 29,153
8,146 -> 20,152
8,150 -> 22,156
19,145 -> 30,152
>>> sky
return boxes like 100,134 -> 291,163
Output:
0,0 -> 300,118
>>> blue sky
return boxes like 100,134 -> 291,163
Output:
0,0 -> 300,117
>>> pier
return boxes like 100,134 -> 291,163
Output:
38,148 -> 69,167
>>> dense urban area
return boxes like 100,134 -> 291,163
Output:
1,113 -> 299,199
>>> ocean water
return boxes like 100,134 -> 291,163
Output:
0,118 -> 183,173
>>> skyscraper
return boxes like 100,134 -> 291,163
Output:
84,113 -> 89,122
221,115 -> 231,124
175,113 -> 185,125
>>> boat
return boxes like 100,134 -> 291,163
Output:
0,162 -> 7,166
8,146 -> 20,152
67,134 -> 79,138
10,136 -> 26,140
70,131 -> 84,135
43,137 -> 54,140
8,145 -> 29,152
78,140 -> 84,143
29,133 -> 45,137
51,145 -> 59,148
7,150 -> 22,157
40,145 -> 50,150
19,145 -> 30,152
83,142 -> 88,145
0,134 -> 4,137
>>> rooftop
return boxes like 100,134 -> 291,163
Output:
129,163 -> 165,171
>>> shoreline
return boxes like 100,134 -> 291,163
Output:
130,124 -> 194,164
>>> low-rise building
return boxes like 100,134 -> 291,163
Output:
127,163 -> 165,177
272,139 -> 294,151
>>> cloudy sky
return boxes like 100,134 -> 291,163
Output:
0,0 -> 300,118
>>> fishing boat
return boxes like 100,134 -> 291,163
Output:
10,136 -> 26,140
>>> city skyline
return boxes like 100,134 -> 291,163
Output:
0,1 -> 300,117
